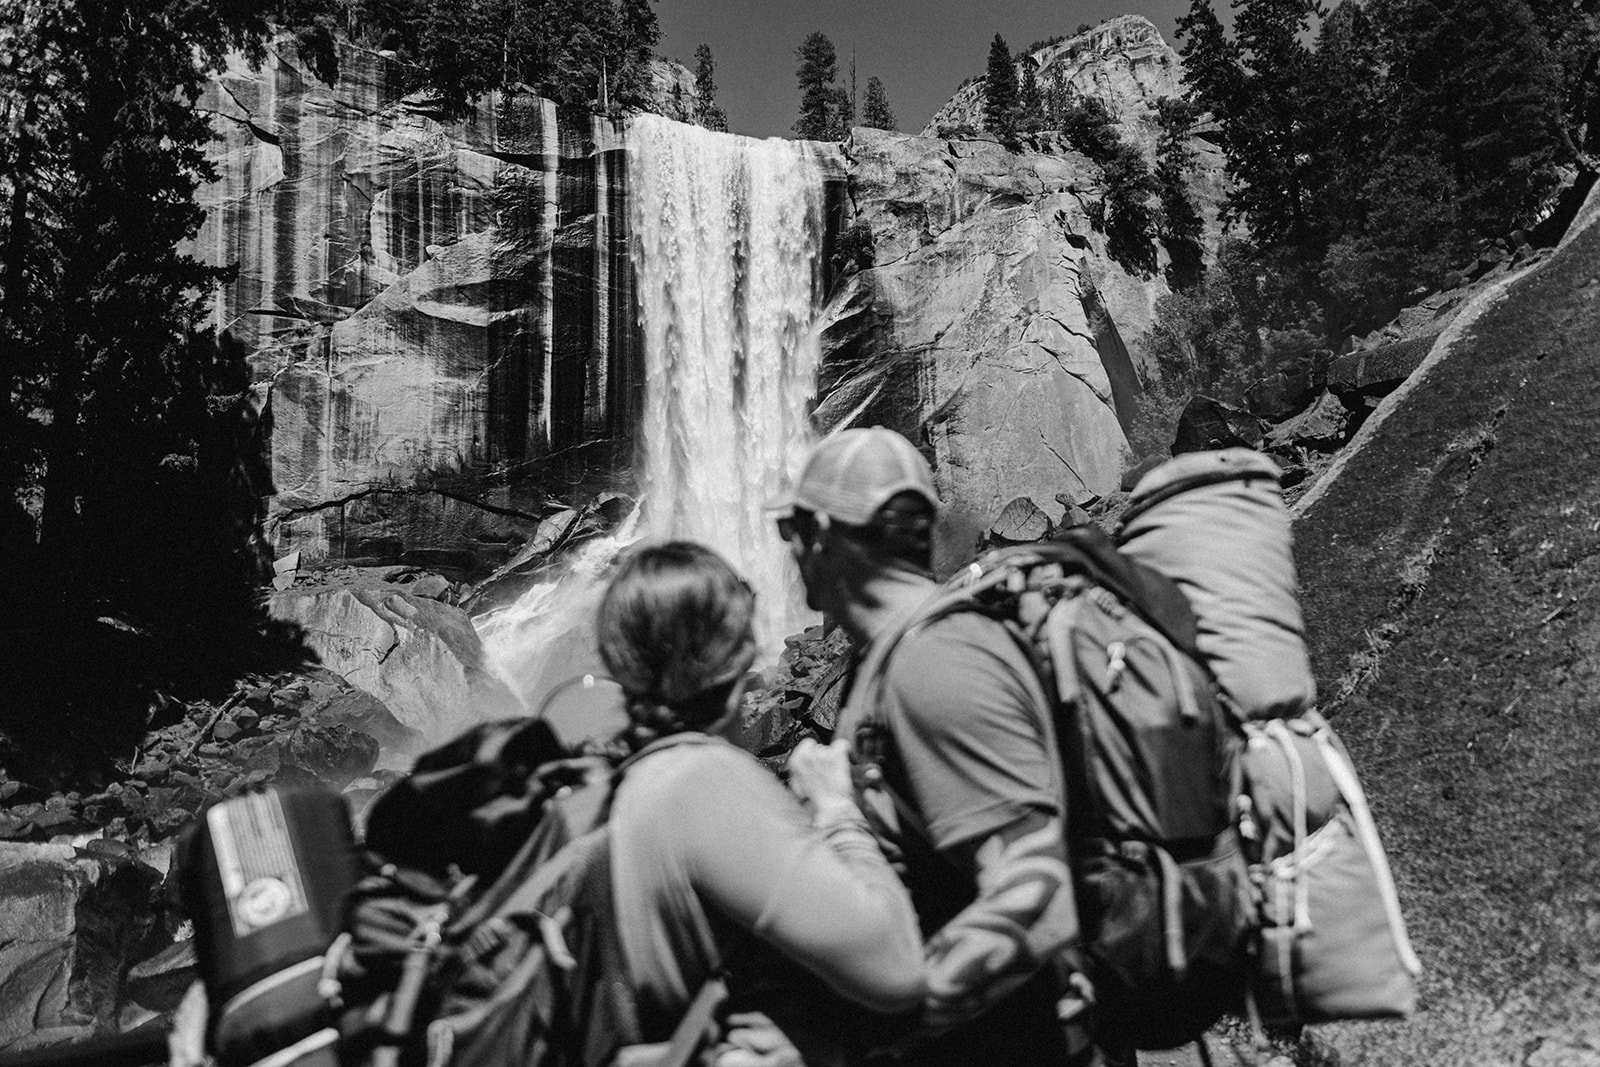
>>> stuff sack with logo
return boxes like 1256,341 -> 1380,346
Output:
845,528 -> 1253,1051
180,787 -> 358,1067
1119,450 -> 1422,1025
181,720 -> 725,1067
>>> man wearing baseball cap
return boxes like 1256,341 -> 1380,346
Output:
774,428 -> 1108,1067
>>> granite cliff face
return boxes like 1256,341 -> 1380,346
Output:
924,16 -> 1185,140
197,26 -> 1220,576
820,16 -> 1226,563
194,39 -> 641,570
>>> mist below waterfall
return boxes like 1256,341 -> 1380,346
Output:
476,114 -> 827,723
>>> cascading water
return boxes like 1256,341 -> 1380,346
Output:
630,113 -> 825,654
476,114 -> 826,725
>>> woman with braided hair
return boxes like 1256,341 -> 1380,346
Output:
599,541 -> 925,1066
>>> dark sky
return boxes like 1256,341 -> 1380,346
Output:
654,0 -> 1195,139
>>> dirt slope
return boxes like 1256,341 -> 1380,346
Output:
1292,192 -> 1600,1065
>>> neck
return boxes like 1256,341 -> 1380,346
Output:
835,565 -> 936,646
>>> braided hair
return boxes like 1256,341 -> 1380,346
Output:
596,541 -> 758,749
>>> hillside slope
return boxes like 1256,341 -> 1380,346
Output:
1294,189 -> 1600,1064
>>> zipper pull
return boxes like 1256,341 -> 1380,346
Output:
1105,641 -> 1127,691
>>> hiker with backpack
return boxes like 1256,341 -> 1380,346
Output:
168,540 -> 926,1067
776,429 -> 1423,1066
774,428 -> 1110,1067
596,540 -> 927,1063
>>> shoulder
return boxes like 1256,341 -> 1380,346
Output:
878,611 -> 1044,725
886,611 -> 1035,692
623,736 -> 787,807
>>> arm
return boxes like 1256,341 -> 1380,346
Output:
675,745 -> 926,1013
921,812 -> 1077,1028
880,619 -> 1081,1027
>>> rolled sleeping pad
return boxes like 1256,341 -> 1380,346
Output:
1117,448 -> 1316,721
179,787 -> 356,1067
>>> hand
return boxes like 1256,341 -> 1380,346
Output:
785,738 -> 857,823
1056,970 -> 1096,1023
168,981 -> 207,1067
713,1012 -> 805,1067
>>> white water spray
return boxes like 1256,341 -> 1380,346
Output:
476,115 -> 826,721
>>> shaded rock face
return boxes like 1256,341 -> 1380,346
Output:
0,844 -> 159,1050
924,16 -> 1183,138
268,577 -> 517,750
194,39 -> 641,570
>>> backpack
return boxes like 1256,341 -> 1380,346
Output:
842,527 -> 1254,1051
183,719 -> 727,1067
1119,449 -> 1422,1027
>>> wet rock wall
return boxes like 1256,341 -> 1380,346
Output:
194,39 -> 642,572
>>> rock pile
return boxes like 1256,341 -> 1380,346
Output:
0,668 -> 404,846
734,626 -> 855,766
0,665 -> 409,1053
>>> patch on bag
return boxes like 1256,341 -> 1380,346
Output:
206,791 -> 311,937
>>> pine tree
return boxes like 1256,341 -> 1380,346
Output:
1104,142 -> 1160,276
984,34 -> 1020,140
1372,0 -> 1566,237
1227,0 -> 1321,250
1175,0 -> 1243,136
1059,94 -> 1122,163
1019,60 -> 1046,132
829,84 -> 855,139
694,43 -> 727,131
1155,98 -> 1206,288
862,76 -> 897,130
1303,2 -> 1385,248
1,0 -> 289,777
793,31 -> 839,139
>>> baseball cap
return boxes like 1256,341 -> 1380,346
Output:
774,427 -> 940,527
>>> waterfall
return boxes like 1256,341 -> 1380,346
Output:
476,114 -> 825,723
631,113 -> 825,656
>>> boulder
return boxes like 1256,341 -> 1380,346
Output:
1173,395 -> 1265,453
1327,334 -> 1440,400
989,497 -> 1055,544
269,582 -> 517,747
1266,390 -> 1351,451
0,844 -> 160,1051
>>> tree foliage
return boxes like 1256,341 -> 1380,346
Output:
1168,0 -> 1598,381
0,0 -> 302,782
984,34 -> 1019,140
793,31 -> 839,139
694,42 -> 727,131
1019,61 -> 1045,133
862,75 -> 896,130
1155,98 -> 1206,289
346,0 -> 662,114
